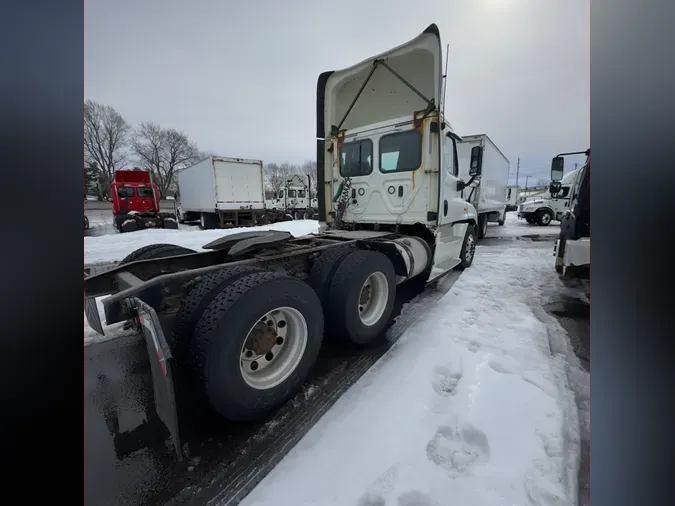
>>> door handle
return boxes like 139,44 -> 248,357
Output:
444,200 -> 448,216
351,189 -> 356,198
398,186 -> 403,197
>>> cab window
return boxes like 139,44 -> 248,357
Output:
288,190 -> 297,198
137,187 -> 154,198
340,139 -> 373,177
117,187 -> 134,198
379,130 -> 422,173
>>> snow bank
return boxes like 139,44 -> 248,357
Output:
84,220 -> 320,265
240,244 -> 579,506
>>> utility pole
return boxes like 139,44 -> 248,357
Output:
515,157 -> 520,188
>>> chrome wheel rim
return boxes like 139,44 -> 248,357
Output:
240,307 -> 308,390
358,272 -> 389,326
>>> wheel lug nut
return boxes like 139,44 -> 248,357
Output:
245,350 -> 253,358
276,336 -> 283,345
265,352 -> 274,361
277,320 -> 286,328
250,361 -> 258,371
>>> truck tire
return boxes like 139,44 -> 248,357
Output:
457,225 -> 477,270
118,243 -> 196,266
84,215 -> 89,230
525,217 -> 535,224
190,271 -> 324,421
498,214 -> 505,226
536,209 -> 553,226
324,250 -> 396,346
477,214 -> 488,239
306,245 -> 355,307
172,265 -> 265,364
200,213 -> 219,230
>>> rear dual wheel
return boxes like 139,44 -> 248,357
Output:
187,270 -> 324,421
307,248 -> 396,346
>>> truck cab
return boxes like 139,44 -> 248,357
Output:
317,24 -> 478,280
550,150 -> 590,278
517,168 -> 582,226
111,170 -> 177,233
266,174 -> 316,219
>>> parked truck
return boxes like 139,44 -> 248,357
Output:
112,170 -> 178,233
505,185 -> 519,212
265,174 -> 318,219
517,167 -> 582,226
176,156 -> 272,229
551,149 -> 590,279
84,24 -> 480,460
456,134 -> 510,239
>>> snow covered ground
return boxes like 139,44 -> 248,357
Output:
239,242 -> 583,506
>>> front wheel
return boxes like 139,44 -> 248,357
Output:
536,209 -> 553,226
191,271 -> 324,421
457,224 -> 477,270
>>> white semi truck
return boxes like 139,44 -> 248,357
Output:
551,149 -> 590,279
265,174 -> 318,219
456,134 -> 510,239
84,24 -> 479,460
517,167 -> 582,226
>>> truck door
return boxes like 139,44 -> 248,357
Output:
432,131 -> 472,273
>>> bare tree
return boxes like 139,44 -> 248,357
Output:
264,163 -> 293,195
131,122 -> 202,198
84,100 -> 131,185
299,160 -> 318,198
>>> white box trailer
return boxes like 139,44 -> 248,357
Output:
176,156 -> 267,229
457,134 -> 510,239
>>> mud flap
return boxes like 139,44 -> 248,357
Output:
134,298 -> 183,460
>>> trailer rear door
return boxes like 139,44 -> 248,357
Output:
214,158 -> 265,209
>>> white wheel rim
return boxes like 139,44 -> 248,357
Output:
358,272 -> 389,326
240,307 -> 308,390
200,215 -> 205,228
542,213 -> 551,224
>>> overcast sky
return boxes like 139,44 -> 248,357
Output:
85,0 -> 589,186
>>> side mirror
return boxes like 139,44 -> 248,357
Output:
469,146 -> 483,176
549,181 -> 562,194
551,156 -> 564,181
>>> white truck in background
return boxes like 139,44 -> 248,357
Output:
265,174 -> 318,219
505,185 -> 520,211
176,156 -> 273,229
457,134 -> 510,239
517,167 -> 582,226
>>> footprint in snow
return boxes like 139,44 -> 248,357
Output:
356,465 -> 398,506
431,364 -> 463,397
487,355 -> 520,375
467,340 -> 481,353
397,490 -> 439,506
426,424 -> 490,474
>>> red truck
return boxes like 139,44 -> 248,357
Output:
112,170 -> 178,233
